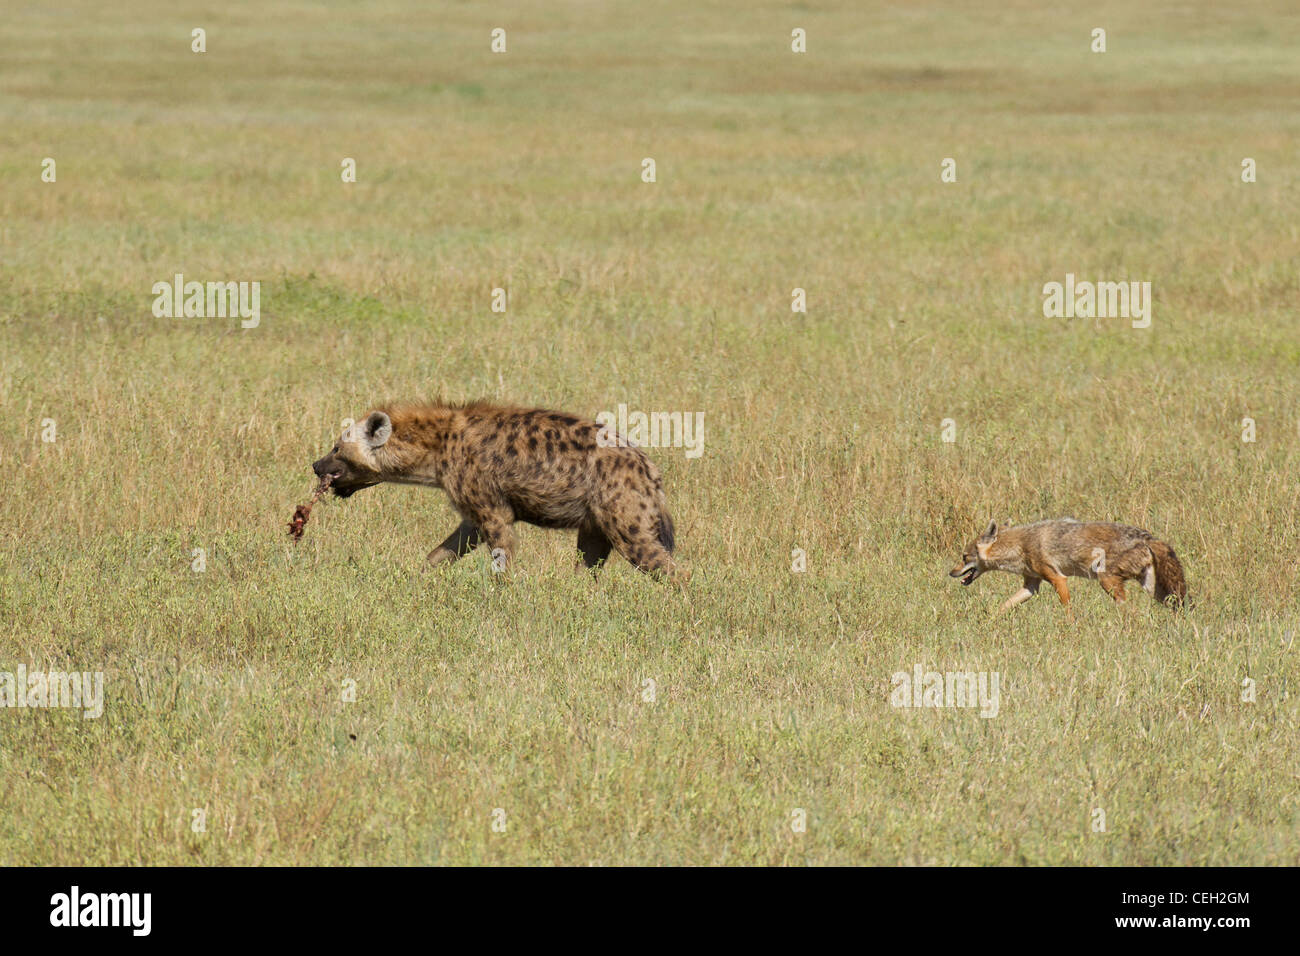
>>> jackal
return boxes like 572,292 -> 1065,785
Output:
949,519 -> 1187,611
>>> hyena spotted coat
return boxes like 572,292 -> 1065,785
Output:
310,401 -> 685,582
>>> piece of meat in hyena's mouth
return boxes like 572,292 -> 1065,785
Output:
287,474 -> 333,541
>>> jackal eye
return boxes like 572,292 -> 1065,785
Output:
332,445 -> 339,454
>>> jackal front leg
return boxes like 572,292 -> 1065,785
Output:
1042,569 -> 1073,617
1001,576 -> 1041,611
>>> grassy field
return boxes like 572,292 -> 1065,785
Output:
1,0 -> 1298,865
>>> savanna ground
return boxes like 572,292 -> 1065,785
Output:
1,1 -> 1298,865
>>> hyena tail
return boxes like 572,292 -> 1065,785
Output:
1149,539 -> 1187,609
656,494 -> 676,553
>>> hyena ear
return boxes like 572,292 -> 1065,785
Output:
361,411 -> 392,448
980,520 -> 998,543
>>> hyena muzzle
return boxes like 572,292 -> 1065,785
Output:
310,401 -> 686,583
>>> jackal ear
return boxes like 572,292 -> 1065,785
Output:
361,411 -> 392,448
980,520 -> 998,543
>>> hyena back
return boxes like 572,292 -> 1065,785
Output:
310,401 -> 684,582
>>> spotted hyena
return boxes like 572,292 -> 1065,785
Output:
310,401 -> 685,582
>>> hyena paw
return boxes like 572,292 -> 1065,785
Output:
426,547 -> 457,568
662,563 -> 691,587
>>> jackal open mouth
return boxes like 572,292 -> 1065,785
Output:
959,566 -> 978,586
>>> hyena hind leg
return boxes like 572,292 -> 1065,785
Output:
427,519 -> 483,567
641,549 -> 689,586
474,510 -> 517,572
603,522 -> 688,586
576,523 -> 613,575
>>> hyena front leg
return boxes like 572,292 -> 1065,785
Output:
427,520 -> 483,567
576,523 -> 613,575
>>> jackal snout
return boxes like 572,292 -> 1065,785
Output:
949,557 -> 980,586
949,520 -> 996,585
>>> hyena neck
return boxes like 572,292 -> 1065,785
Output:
376,404 -> 459,488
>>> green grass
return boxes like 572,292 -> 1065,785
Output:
1,0 -> 1298,865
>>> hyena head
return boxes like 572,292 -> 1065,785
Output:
949,519 -> 998,586
312,411 -> 393,498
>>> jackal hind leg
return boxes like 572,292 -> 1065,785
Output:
1120,545 -> 1159,599
1042,570 -> 1072,611
1139,562 -> 1156,597
1097,572 -> 1128,602
1107,545 -> 1156,603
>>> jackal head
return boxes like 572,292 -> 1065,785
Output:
312,411 -> 392,498
949,520 -> 998,586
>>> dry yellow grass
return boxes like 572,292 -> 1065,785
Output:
0,0 -> 1297,864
